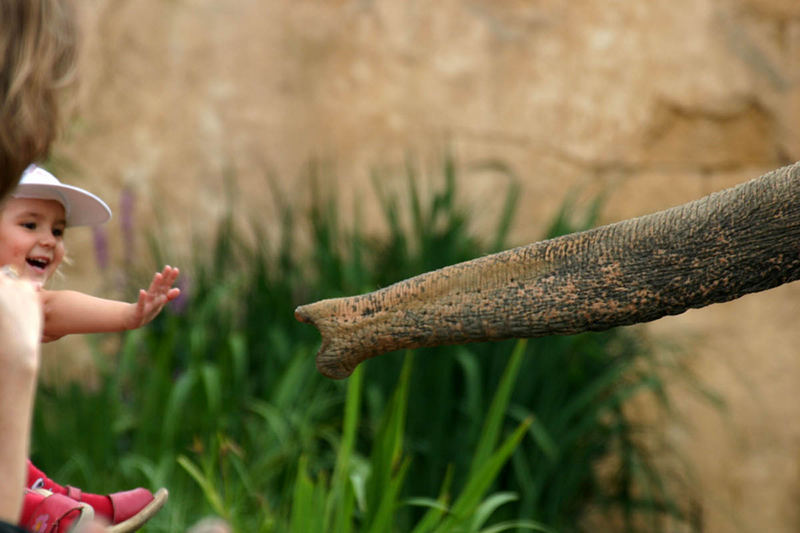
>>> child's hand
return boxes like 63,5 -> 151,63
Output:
126,266 -> 181,330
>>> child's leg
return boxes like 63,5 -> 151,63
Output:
26,460 -> 168,528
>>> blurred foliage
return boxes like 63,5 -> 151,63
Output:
31,154 -> 717,532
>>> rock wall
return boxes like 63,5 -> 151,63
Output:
48,1 -> 800,531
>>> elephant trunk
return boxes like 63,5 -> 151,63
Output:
295,163 -> 800,379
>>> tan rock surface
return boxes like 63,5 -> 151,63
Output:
45,1 -> 800,531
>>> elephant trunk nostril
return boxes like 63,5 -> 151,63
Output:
294,305 -> 312,325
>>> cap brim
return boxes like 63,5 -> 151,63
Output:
14,183 -> 112,227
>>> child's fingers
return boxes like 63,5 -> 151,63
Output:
140,267 -> 180,304
166,287 -> 181,301
148,272 -> 169,294
151,266 -> 179,292
162,266 -> 179,286
146,273 -> 161,290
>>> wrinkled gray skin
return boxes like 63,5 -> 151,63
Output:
295,162 -> 800,379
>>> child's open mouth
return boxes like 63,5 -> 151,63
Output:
26,257 -> 51,272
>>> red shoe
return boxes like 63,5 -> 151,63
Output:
19,489 -> 95,533
27,460 -> 168,533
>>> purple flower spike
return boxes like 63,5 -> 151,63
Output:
92,225 -> 109,271
120,187 -> 136,266
170,274 -> 191,315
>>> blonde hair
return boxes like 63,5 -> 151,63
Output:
0,0 -> 78,200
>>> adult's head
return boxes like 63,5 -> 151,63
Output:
0,0 -> 78,200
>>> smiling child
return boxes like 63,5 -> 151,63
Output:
1,165 -> 177,532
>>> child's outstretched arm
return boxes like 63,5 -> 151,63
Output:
40,266 -> 181,342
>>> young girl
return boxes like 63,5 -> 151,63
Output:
2,165 -> 179,532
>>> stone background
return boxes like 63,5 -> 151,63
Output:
46,1 -> 800,531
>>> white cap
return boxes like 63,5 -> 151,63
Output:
14,165 -> 112,227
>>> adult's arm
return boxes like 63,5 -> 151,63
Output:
0,276 -> 43,523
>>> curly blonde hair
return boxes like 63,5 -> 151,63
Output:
0,0 -> 78,200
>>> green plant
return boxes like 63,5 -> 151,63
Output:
31,154 -> 715,532
279,348 -> 552,533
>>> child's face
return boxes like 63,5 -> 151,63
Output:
0,197 -> 66,284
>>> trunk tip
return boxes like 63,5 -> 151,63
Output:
294,304 -> 313,325
295,303 -> 357,379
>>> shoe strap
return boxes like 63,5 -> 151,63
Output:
22,489 -> 95,533
64,486 -> 83,501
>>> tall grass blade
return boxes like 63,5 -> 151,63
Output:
408,466 -> 455,533
290,456 -> 326,533
469,340 -> 527,475
437,419 -> 531,531
162,370 -> 198,452
365,458 -> 412,533
328,365 -> 363,532
177,454 -> 226,519
469,492 -> 519,531
365,353 -> 414,524
479,520 -> 556,533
